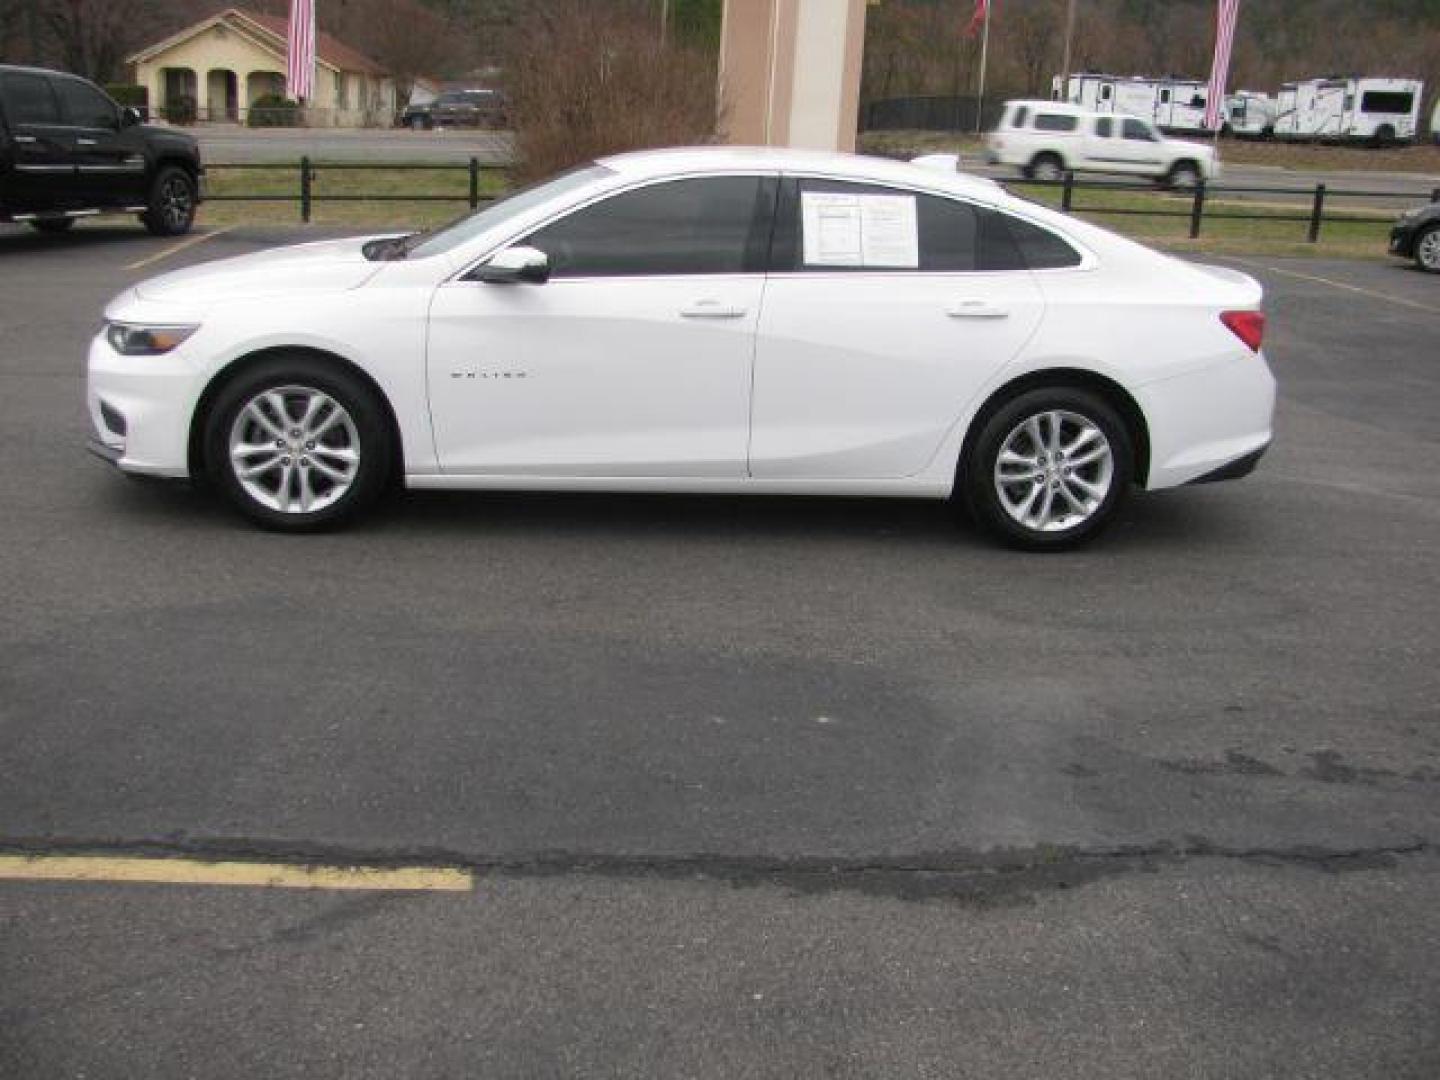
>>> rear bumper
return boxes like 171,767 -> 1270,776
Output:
1389,224 -> 1415,257
1184,441 -> 1269,484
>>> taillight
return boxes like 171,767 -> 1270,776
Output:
1220,310 -> 1265,352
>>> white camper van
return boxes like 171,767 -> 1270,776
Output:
1274,77 -> 1423,143
1053,73 -> 1212,134
1226,91 -> 1276,137
1057,74 -> 1276,136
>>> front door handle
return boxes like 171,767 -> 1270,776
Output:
946,299 -> 1010,319
13,135 -> 37,144
680,300 -> 747,319
75,137 -> 97,147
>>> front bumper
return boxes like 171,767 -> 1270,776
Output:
86,331 -> 205,479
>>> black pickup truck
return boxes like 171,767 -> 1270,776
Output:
1,64 -> 203,236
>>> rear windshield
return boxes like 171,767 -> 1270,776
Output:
1033,113 -> 1079,132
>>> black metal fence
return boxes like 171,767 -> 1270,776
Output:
1033,172 -> 1437,242
861,95 -> 1006,134
206,157 -> 505,223
203,157 -> 1433,242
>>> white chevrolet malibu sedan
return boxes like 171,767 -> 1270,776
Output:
88,147 -> 1274,549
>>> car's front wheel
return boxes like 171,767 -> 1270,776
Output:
142,165 -> 197,236
1413,224 -> 1440,272
962,387 -> 1134,550
204,358 -> 394,531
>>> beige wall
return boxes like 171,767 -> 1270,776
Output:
718,0 -> 866,151
132,18 -> 395,127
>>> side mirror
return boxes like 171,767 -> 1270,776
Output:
121,106 -> 142,128
473,245 -> 550,285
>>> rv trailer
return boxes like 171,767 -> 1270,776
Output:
1274,77 -> 1423,143
1053,73 -> 1230,134
1226,91 -> 1277,137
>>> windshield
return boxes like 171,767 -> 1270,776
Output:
395,163 -> 614,261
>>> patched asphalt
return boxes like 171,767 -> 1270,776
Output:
1,222 -> 1437,1078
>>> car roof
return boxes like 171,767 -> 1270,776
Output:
596,146 -> 1007,201
0,63 -> 80,79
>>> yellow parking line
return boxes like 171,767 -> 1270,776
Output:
1229,258 -> 1437,314
126,226 -> 233,272
0,854 -> 472,892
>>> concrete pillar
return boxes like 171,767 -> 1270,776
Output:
718,0 -> 867,152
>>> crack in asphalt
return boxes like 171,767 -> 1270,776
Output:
0,835 -> 1433,905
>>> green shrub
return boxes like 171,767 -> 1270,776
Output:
247,94 -> 302,128
104,84 -> 148,109
167,94 -> 197,125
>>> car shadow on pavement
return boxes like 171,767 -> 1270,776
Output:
94,470 -> 1263,552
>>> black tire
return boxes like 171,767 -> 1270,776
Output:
961,387 -> 1134,551
141,165 -> 197,237
1412,223 -> 1440,273
409,115 -> 428,131
1031,153 -> 1065,183
1166,160 -> 1201,189
1372,124 -> 1396,148
29,217 -> 76,234
203,356 -> 395,532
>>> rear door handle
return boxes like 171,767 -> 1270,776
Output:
946,299 -> 1010,319
75,137 -> 97,147
13,135 -> 37,144
680,300 -> 747,319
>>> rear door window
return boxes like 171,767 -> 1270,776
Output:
1,72 -> 62,125
1122,118 -> 1156,141
997,214 -> 1083,269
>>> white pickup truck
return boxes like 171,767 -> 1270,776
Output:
985,100 -> 1220,188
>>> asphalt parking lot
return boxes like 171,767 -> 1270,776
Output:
1,222 -> 1438,1078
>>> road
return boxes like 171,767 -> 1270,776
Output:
1,222 -> 1438,1078
192,127 -> 1440,208
195,125 -> 514,165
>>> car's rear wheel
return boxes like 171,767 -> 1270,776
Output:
409,115 -> 427,131
204,358 -> 394,531
1031,153 -> 1065,183
141,165 -> 197,236
1414,224 -> 1440,272
29,218 -> 75,234
962,387 -> 1134,550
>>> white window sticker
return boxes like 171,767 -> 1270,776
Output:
801,191 -> 919,269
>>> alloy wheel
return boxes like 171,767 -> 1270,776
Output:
228,385 -> 361,514
993,410 -> 1115,533
1418,229 -> 1440,271
160,174 -> 194,231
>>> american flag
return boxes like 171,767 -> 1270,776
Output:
286,0 -> 316,102
965,0 -> 989,39
1204,0 -> 1241,130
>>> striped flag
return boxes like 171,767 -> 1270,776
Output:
286,0 -> 316,102
1204,0 -> 1240,130
965,0 -> 989,38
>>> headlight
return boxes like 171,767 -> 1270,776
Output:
105,322 -> 199,356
